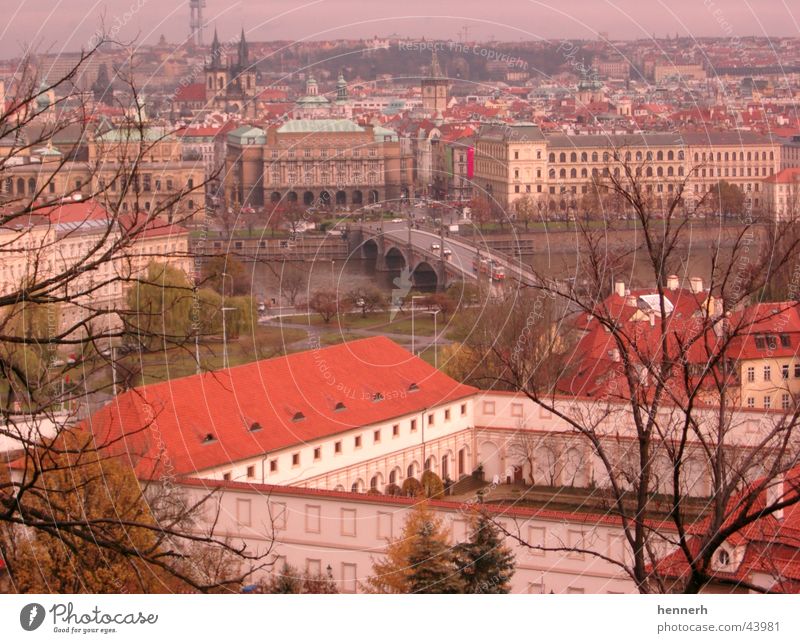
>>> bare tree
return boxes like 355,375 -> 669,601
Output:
460,146 -> 800,593
0,36 -> 274,591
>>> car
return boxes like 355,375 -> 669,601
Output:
443,248 -> 452,257
430,243 -> 441,252
391,218 -> 403,223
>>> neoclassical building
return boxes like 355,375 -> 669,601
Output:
225,119 -> 412,209
473,125 -> 781,215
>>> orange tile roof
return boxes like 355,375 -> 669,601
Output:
86,337 -> 476,478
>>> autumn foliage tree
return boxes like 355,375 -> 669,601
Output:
365,502 -> 464,593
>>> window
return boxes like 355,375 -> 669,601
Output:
764,395 -> 772,409
410,419 -> 417,432
511,403 -> 524,417
373,429 -> 381,443
795,364 -> 800,378
427,413 -> 435,426
235,499 -> 251,527
782,364 -> 790,380
341,508 -> 357,537
392,424 -> 399,437
270,502 -> 287,530
377,512 -> 393,539
354,435 -> 362,448
567,530 -> 585,559
460,403 -> 467,416
222,472 -> 231,481
527,526 -> 546,556
746,366 -> 755,382
305,505 -> 321,533
313,447 -> 321,460
444,408 -> 450,421
246,465 -> 255,479
764,365 -> 772,381
270,459 -> 278,473
483,401 -> 496,415
306,559 -> 322,576
782,393 -> 791,410
292,453 -> 300,467
334,441 -> 342,454
746,397 -> 755,408
341,563 -> 357,593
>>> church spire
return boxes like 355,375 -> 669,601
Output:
209,28 -> 222,69
238,28 -> 249,67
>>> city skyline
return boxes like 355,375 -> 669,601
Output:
2,0 -> 799,58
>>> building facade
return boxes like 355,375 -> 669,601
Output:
225,119 -> 411,209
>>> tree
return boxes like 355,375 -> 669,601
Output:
308,289 -> 341,323
0,429 -> 252,592
278,262 -> 306,306
420,470 -> 444,498
257,562 -> 339,593
401,477 -> 422,497
202,254 -> 250,296
365,502 -> 464,593
468,195 -> 493,233
346,287 -> 388,318
0,33 -> 271,592
125,262 -> 194,350
466,147 -> 800,593
454,513 -> 515,593
706,180 -> 745,219
512,194 -> 537,231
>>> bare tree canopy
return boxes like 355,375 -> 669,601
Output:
458,147 -> 800,593
0,35 -> 273,592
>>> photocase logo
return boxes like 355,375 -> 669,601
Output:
20,603 -> 45,631
390,267 -> 413,321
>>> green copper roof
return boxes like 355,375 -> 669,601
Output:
227,125 -> 267,144
277,119 -> 365,134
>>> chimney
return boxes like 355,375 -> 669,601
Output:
666,274 -> 679,291
648,310 -> 655,327
614,280 -> 625,297
689,277 -> 704,293
766,475 -> 785,521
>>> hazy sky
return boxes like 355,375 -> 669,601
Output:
1,0 -> 798,57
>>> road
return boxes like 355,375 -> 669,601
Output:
376,221 -> 534,285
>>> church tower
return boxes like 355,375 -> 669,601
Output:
205,29 -> 228,101
421,51 -> 449,115
235,29 -> 257,98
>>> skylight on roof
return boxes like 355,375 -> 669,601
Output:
334,402 -> 346,412
292,411 -> 306,422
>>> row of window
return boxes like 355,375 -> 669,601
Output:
745,363 -> 800,382
745,393 -> 792,410
269,147 -> 378,159
224,403 -> 469,479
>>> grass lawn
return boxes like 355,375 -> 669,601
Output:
317,331 -> 365,347
115,326 -> 306,386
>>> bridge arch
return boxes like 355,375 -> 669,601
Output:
411,261 -> 438,291
361,238 -> 379,261
384,246 -> 406,271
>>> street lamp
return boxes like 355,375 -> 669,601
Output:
221,306 -> 237,370
410,295 -> 427,355
417,308 -> 440,368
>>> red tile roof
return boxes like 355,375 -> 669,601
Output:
654,465 -> 800,592
86,337 -> 476,478
174,83 -> 206,103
